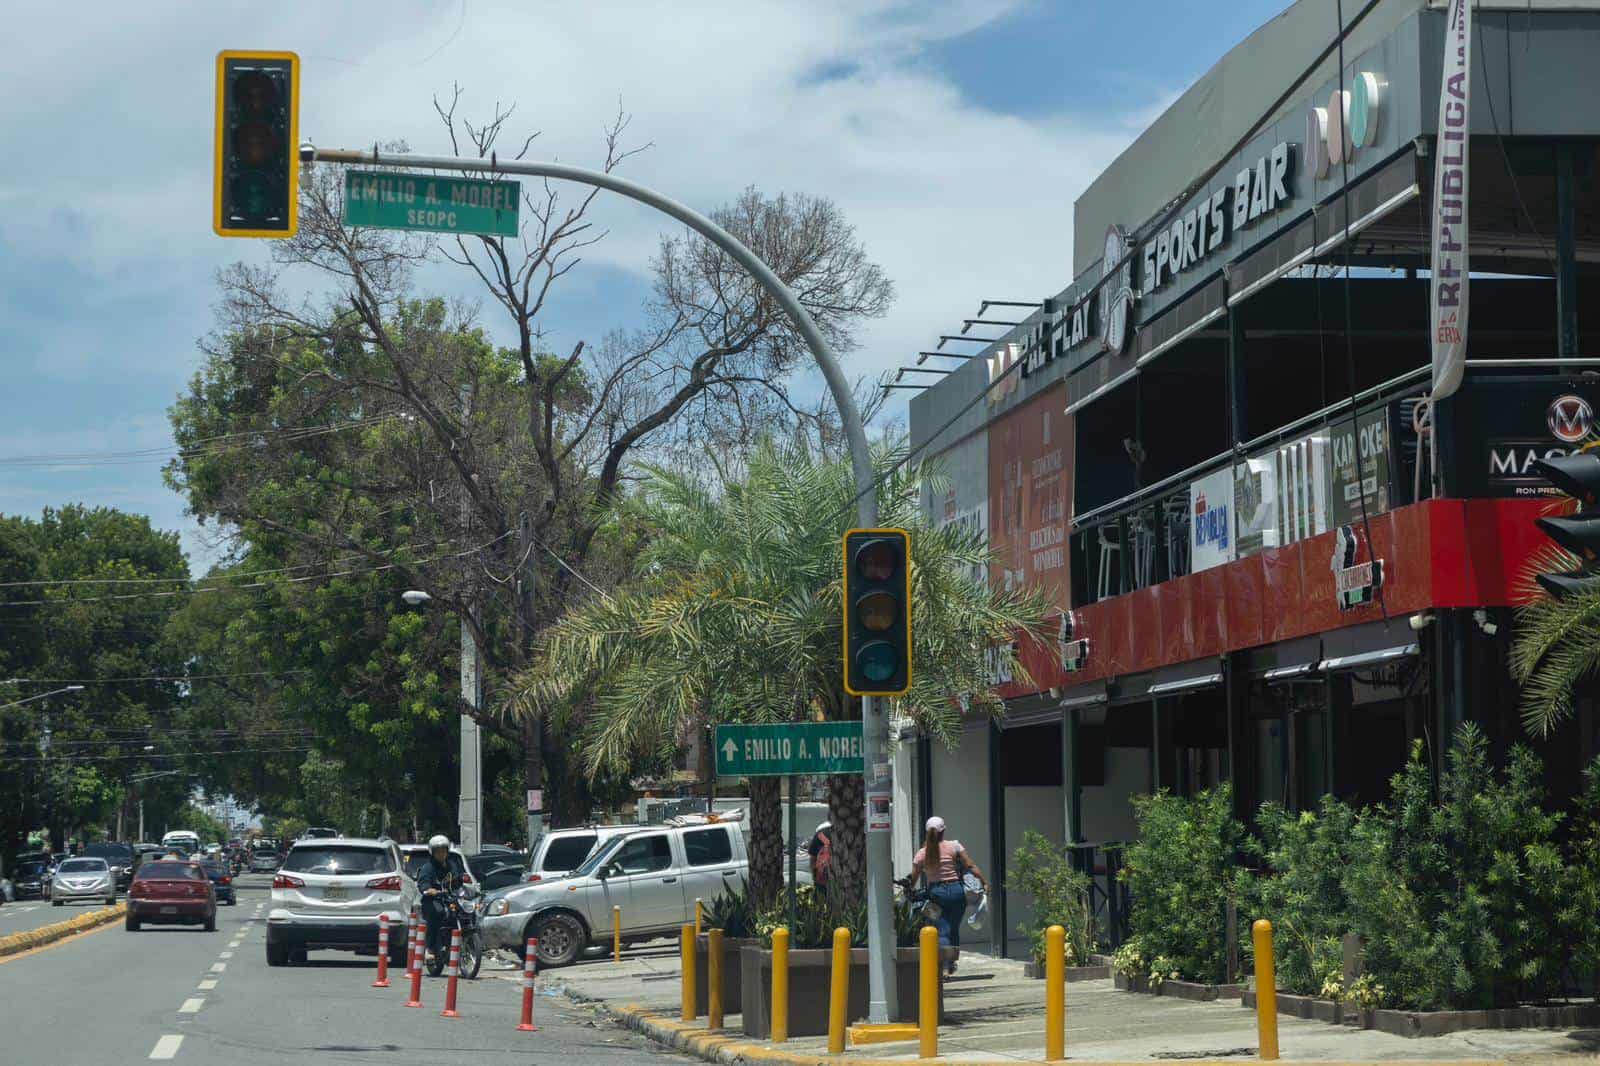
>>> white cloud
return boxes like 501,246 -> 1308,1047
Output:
0,0 -> 1162,559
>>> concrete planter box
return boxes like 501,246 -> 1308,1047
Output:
1023,960 -> 1112,981
694,935 -> 757,1016
740,944 -> 955,1038
1115,970 -> 1244,1001
1242,989 -> 1600,1038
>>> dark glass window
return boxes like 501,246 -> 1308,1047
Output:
683,828 -> 732,867
540,834 -> 597,872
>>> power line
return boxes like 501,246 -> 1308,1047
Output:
0,413 -> 405,469
9,746 -> 315,763
3,669 -> 312,685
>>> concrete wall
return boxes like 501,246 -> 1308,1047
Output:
1001,784 -> 1067,959
928,724 -> 995,952
1081,746 -> 1146,844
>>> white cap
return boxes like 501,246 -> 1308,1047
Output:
814,821 -> 831,833
925,816 -> 946,833
427,834 -> 450,849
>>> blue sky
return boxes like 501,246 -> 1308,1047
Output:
0,0 -> 1290,572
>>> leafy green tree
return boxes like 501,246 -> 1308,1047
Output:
520,439 -> 1056,903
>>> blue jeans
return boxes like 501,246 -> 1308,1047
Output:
929,881 -> 967,948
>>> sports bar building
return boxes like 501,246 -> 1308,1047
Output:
895,0 -> 1600,958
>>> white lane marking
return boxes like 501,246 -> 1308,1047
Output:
209,962 -> 226,973
149,1034 -> 183,1060
198,979 -> 217,990
179,997 -> 204,1013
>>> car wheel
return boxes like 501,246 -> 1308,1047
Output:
265,939 -> 288,966
125,914 -> 140,932
204,910 -> 216,932
106,896 -> 116,906
52,899 -> 62,907
533,912 -> 586,968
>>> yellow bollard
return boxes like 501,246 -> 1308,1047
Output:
772,927 -> 790,1043
1045,924 -> 1066,1061
1253,919 -> 1279,1061
613,905 -> 622,963
827,926 -> 851,1055
919,924 -> 939,1058
708,928 -> 725,1030
695,897 -> 704,937
681,923 -> 697,1022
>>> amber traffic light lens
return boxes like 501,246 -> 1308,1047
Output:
234,122 -> 277,168
857,591 -> 899,632
855,540 -> 898,582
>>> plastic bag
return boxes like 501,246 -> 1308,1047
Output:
963,871 -> 984,905
965,891 -> 989,933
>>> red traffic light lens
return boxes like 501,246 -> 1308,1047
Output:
856,642 -> 898,683
856,591 -> 899,632
855,539 -> 899,582
233,71 -> 278,116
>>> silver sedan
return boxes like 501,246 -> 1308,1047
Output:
50,857 -> 117,906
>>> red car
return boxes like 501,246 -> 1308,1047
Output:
126,861 -> 216,932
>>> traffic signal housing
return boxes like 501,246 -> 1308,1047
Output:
1532,452 -> 1600,598
213,50 -> 299,238
843,528 -> 912,697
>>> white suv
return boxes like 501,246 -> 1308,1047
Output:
265,837 -> 415,966
481,822 -> 748,966
523,825 -> 636,884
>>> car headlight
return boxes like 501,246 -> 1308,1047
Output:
487,898 -> 510,916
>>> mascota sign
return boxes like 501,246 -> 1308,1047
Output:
1429,0 -> 1472,402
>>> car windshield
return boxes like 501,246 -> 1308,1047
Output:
200,862 -> 226,875
281,846 -> 391,875
57,859 -> 107,873
83,844 -> 131,861
571,835 -> 630,878
137,863 -> 201,880
16,862 -> 47,877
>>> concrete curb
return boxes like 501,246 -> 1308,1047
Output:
0,902 -> 125,957
548,976 -> 1509,1066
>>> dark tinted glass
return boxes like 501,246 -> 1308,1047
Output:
402,852 -> 429,879
540,834 -> 597,872
282,846 -> 392,875
16,862 -> 47,876
137,863 -> 201,880
683,828 -> 733,867
83,843 -> 132,861
612,835 -> 672,874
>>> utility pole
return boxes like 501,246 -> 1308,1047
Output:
518,511 -> 544,852
458,384 -> 484,856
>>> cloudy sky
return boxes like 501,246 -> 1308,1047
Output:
0,0 -> 1286,570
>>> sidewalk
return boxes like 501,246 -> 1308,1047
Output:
541,943 -> 1600,1064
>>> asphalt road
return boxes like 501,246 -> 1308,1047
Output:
1,895 -> 115,935
0,875 -> 690,1065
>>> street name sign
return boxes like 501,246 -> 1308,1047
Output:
342,170 -> 520,237
715,722 -> 865,777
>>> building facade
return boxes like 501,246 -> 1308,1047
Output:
901,0 -> 1600,958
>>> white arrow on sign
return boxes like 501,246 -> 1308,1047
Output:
722,739 -> 738,762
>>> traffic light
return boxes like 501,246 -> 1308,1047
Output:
1532,452 -> 1600,598
843,529 -> 912,697
213,50 -> 299,238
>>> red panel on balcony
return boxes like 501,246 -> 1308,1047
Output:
1259,545 -> 1303,643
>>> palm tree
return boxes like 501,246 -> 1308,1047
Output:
1510,545 -> 1600,737
514,437 -> 1058,904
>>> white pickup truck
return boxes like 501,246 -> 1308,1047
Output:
481,821 -> 751,966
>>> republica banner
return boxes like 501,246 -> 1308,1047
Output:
1429,0 -> 1472,402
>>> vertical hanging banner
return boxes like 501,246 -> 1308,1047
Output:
1429,0 -> 1472,402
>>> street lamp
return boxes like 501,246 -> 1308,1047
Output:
0,684 -> 84,711
399,589 -> 483,854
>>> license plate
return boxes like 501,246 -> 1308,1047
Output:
322,884 -> 347,901
160,906 -> 177,914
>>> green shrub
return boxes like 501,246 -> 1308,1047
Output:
1120,784 -> 1247,984
1009,830 -> 1096,967
1244,797 -> 1361,996
704,883 -> 754,938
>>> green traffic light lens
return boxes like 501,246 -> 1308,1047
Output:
857,591 -> 899,632
855,540 -> 899,582
856,641 -> 897,683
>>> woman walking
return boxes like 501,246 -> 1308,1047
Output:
909,815 -> 988,974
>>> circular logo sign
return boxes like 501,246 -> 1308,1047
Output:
1350,72 -> 1382,149
1548,394 -> 1594,444
1098,225 -> 1134,356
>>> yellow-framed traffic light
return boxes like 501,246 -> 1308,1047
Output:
213,50 -> 300,238
842,528 -> 912,697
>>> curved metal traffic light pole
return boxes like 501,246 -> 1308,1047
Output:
301,145 -> 898,1022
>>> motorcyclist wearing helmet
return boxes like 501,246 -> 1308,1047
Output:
418,834 -> 468,963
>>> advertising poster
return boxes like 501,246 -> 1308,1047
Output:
1455,381 -> 1600,497
1232,456 -> 1278,558
1189,466 -> 1235,572
987,384 -> 1073,610
1329,407 -> 1391,525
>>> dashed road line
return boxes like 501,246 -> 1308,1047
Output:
179,997 -> 204,1014
219,951 -> 233,959
198,979 -> 217,991
209,962 -> 226,973
148,1034 -> 183,1060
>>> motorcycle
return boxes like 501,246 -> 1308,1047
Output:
424,883 -> 483,980
894,875 -> 942,932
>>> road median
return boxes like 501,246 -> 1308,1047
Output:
0,902 -> 125,958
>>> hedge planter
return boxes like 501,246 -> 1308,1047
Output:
1241,989 -> 1600,1038
739,944 -> 956,1039
1023,960 -> 1112,981
694,935 -> 756,1016
1114,971 -> 1245,1001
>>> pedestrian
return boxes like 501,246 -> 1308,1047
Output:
909,815 -> 988,974
806,821 -> 832,887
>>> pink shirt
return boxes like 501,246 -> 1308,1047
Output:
913,840 -> 966,883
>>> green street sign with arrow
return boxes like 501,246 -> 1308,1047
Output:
714,722 -> 864,778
